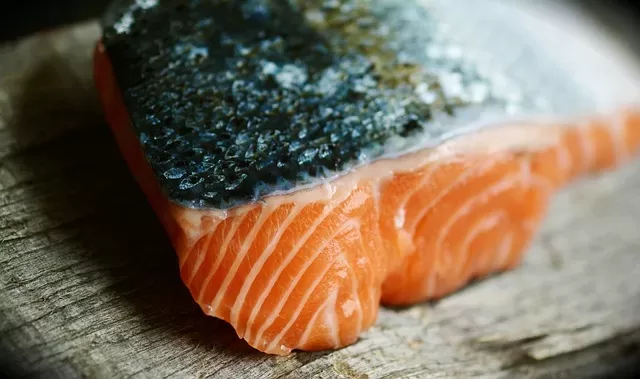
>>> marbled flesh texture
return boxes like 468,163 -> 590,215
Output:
95,0 -> 640,356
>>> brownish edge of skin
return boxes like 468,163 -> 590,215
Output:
93,39 -> 640,355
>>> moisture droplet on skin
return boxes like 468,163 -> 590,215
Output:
275,64 -> 308,89
179,176 -> 204,190
298,148 -> 319,165
204,191 -> 218,199
164,167 -> 187,180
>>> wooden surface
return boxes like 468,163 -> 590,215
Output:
1,20 -> 640,379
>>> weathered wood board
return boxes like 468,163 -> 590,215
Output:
1,19 -> 640,379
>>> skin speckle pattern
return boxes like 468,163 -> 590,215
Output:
101,0 -> 527,209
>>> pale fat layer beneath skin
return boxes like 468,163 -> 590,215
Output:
171,120 -> 569,244
170,0 -> 640,240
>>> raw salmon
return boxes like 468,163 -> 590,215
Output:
93,0 -> 640,355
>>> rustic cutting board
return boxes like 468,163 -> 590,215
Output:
1,12 -> 640,379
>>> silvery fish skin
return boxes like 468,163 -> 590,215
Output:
427,0 -> 640,113
94,0 -> 640,356
100,0 -> 640,210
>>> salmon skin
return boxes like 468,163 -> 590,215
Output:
94,0 -> 640,355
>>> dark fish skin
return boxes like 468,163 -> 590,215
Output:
101,0 -> 515,209
94,0 -> 640,356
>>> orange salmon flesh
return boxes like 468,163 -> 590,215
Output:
94,41 -> 640,355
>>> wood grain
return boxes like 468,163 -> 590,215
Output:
1,21 -> 640,379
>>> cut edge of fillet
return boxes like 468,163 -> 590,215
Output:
93,40 -> 640,355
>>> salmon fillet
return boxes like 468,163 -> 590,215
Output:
94,0 -> 640,355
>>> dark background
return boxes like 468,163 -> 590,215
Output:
0,0 -> 639,43
0,0 -> 112,41
0,1 -> 639,378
